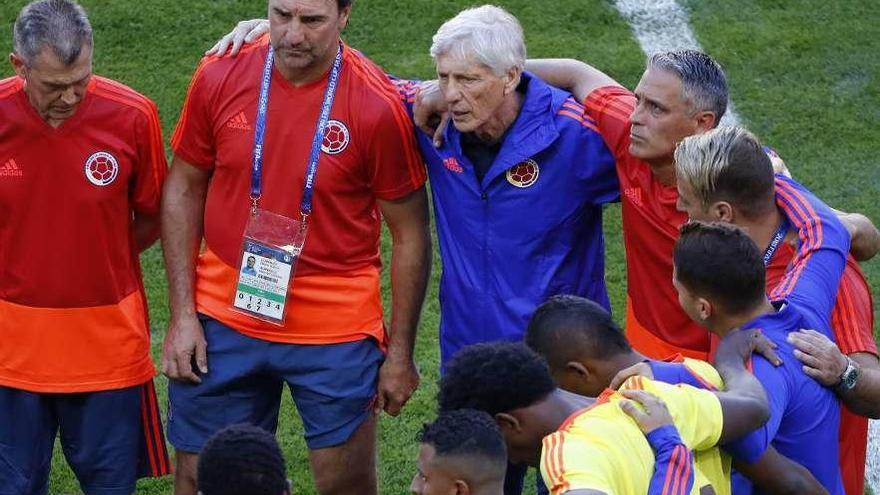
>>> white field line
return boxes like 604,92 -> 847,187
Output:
612,0 -> 880,491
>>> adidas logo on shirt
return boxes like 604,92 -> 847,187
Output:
0,158 -> 23,178
226,111 -> 253,131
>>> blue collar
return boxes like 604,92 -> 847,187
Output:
441,72 -> 561,186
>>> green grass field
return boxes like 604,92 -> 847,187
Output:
1,0 -> 877,493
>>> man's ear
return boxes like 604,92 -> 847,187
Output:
694,110 -> 717,132
338,4 -> 352,30
708,201 -> 734,222
502,66 -> 522,95
495,412 -> 522,433
697,297 -> 713,322
565,360 -> 590,380
453,478 -> 471,495
283,478 -> 292,495
9,53 -> 26,78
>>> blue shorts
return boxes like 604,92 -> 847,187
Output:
168,315 -> 383,452
0,381 -> 170,495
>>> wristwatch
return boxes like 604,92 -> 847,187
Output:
836,356 -> 860,391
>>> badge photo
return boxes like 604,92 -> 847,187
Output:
506,159 -> 540,188
84,151 -> 119,186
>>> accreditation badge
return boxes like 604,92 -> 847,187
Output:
231,208 -> 307,325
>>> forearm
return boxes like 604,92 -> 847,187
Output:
161,168 -> 208,320
838,211 -> 880,261
733,448 -> 828,495
524,58 -> 621,101
386,203 -> 431,360
713,356 -> 769,441
838,353 -> 880,418
645,426 -> 695,495
132,212 -> 161,252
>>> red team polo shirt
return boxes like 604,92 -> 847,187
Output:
171,38 -> 425,345
0,76 -> 166,393
583,85 -> 704,359
584,85 -> 877,495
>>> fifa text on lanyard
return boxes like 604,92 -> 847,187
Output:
232,42 -> 344,324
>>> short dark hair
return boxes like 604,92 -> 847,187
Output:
674,222 -> 766,315
419,409 -> 507,467
649,49 -> 727,125
439,342 -> 556,415
198,424 -> 287,495
526,295 -> 631,369
675,127 -> 776,220
337,0 -> 353,10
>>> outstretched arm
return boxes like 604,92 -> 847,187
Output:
524,59 -> 623,102
710,329 -> 774,443
734,448 -> 829,495
837,211 -> 880,261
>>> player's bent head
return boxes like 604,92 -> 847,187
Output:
673,221 -> 766,325
197,424 -> 290,495
439,341 -> 555,415
675,126 -> 776,223
648,49 -> 728,126
526,295 -> 631,396
13,0 -> 93,67
412,409 -> 507,495
430,5 -> 525,77
439,342 -> 555,466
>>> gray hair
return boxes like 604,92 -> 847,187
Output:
648,50 -> 728,125
675,126 -> 776,218
430,5 -> 526,76
13,0 -> 93,66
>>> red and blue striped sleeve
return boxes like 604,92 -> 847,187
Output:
771,176 -> 850,333
387,76 -> 419,118
645,425 -> 696,495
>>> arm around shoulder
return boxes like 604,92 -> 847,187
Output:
525,58 -> 622,102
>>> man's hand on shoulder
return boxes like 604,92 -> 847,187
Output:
206,18 -> 269,57
413,80 -> 450,147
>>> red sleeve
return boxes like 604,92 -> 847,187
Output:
583,85 -> 636,161
170,58 -> 218,168
358,81 -> 425,200
832,260 -> 878,356
131,98 -> 168,215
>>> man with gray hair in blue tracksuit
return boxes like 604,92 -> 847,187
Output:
211,6 -> 619,493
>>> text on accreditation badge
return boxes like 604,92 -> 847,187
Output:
232,209 -> 307,325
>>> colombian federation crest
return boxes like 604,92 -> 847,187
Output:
506,159 -> 540,188
84,151 -> 119,186
321,120 -> 350,155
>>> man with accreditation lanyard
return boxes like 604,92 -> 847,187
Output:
161,1 -> 431,494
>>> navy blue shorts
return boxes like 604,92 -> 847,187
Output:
168,315 -> 383,452
0,381 -> 170,495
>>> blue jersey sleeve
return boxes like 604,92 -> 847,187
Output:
645,425 -> 696,495
771,176 -> 850,331
567,98 -> 620,206
722,356 -> 788,463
